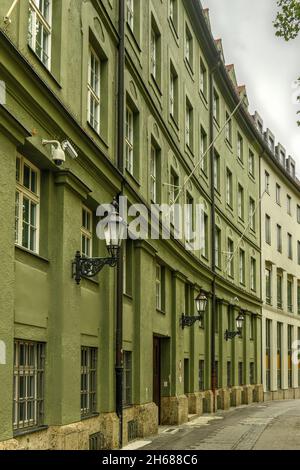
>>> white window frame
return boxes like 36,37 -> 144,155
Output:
150,27 -> 157,79
170,69 -> 175,117
150,145 -> 157,202
125,106 -> 134,175
237,133 -> 243,162
15,155 -> 40,254
238,185 -> 244,220
249,198 -> 255,231
226,169 -> 232,206
249,150 -> 255,176
200,59 -> 207,98
239,249 -> 245,285
28,0 -> 52,69
87,46 -> 101,134
250,257 -> 256,291
186,103 -> 191,148
156,264 -> 162,310
81,206 -> 93,258
126,0 -> 134,30
227,238 -> 234,278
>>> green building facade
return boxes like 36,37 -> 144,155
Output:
0,0 -> 263,450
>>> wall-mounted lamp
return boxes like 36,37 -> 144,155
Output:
73,198 -> 126,285
181,291 -> 208,329
224,311 -> 245,341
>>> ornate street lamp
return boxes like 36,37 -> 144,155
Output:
224,311 -> 245,341
73,198 -> 126,285
181,291 -> 208,329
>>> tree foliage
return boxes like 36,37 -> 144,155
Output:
274,0 -> 300,125
274,0 -> 300,40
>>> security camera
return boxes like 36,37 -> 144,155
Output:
42,140 -> 66,167
61,140 -> 78,160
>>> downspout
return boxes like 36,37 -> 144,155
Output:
209,57 -> 221,413
116,0 -> 125,450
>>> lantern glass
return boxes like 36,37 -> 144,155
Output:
104,201 -> 126,257
195,292 -> 207,314
236,313 -> 245,330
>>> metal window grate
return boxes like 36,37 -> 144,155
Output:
81,347 -> 97,417
128,419 -> 138,442
89,432 -> 105,450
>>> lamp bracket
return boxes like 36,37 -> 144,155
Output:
181,314 -> 203,329
72,251 -> 117,285
224,329 -> 242,341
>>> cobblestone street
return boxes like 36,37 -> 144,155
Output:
127,400 -> 300,451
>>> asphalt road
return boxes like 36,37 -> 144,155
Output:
138,400 -> 300,450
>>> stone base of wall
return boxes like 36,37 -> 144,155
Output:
242,385 -> 254,405
0,412 -> 119,450
263,387 -> 300,402
186,392 -> 205,415
160,395 -> 188,425
253,384 -> 264,402
231,386 -> 243,407
123,402 -> 158,446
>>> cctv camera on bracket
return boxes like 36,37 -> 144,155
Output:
42,140 -> 66,167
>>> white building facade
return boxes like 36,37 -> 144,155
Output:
261,137 -> 300,399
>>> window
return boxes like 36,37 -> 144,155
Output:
126,0 -> 134,30
213,150 -> 220,191
287,195 -> 292,215
266,319 -> 271,391
277,323 -> 282,389
199,360 -> 205,391
298,241 -> 300,265
200,127 -> 208,174
287,278 -> 293,313
249,198 -> 255,231
298,283 -> 300,315
87,47 -> 101,134
125,106 -> 134,175
277,272 -> 283,309
169,169 -> 179,227
238,362 -> 243,386
237,133 -> 243,162
265,171 -> 270,194
156,264 -> 165,311
227,239 -> 234,278
186,194 -> 194,243
13,340 -> 45,431
227,362 -> 232,388
250,258 -> 256,292
150,144 -> 159,203
239,249 -> 245,285
288,233 -> 293,260
123,351 -> 132,406
215,227 -> 221,268
185,25 -> 193,69
277,224 -> 282,253
249,150 -> 255,177
226,169 -> 233,207
200,59 -> 207,100
15,156 -> 40,254
202,212 -> 209,259
28,0 -> 52,69
213,89 -> 220,123
265,214 -> 271,245
250,362 -> 255,385
150,18 -> 161,84
185,99 -> 193,150
169,0 -> 178,31
276,184 -> 281,205
238,185 -> 244,220
81,347 -> 97,417
81,206 -> 93,258
269,136 -> 275,153
170,63 -> 178,122
265,267 -> 272,304
297,205 -> 300,224
250,315 -> 255,340
288,326 -> 293,388
225,111 -> 232,145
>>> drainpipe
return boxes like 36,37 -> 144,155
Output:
209,58 -> 221,413
116,0 -> 125,450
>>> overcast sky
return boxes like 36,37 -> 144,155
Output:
204,0 -> 300,170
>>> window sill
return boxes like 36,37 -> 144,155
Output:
249,173 -> 255,182
168,18 -> 179,45
199,90 -> 208,109
27,46 -> 62,89
237,158 -> 244,168
150,74 -> 163,99
81,413 -> 100,422
87,122 -> 109,150
225,138 -> 233,152
156,309 -> 166,315
169,113 -> 179,134
125,169 -> 141,187
126,24 -> 142,53
184,59 -> 194,80
15,245 -> 49,264
213,117 -> 220,129
124,292 -> 133,301
14,425 -> 48,438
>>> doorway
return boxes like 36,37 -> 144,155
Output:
153,336 -> 161,423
